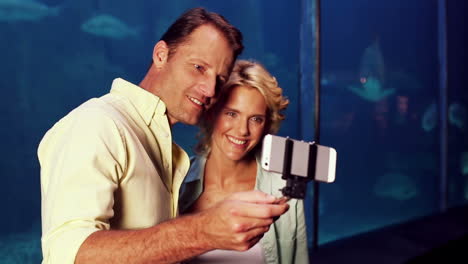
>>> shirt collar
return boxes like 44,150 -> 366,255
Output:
184,155 -> 207,183
110,78 -> 167,125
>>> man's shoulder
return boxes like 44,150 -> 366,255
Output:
67,96 -> 121,122
38,96 -> 127,157
45,95 -> 129,138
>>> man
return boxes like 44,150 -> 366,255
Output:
38,7 -> 289,264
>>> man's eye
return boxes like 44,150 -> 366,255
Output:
194,64 -> 205,72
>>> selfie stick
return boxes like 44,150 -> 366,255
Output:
280,138 -> 311,199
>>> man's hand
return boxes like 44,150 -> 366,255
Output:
196,190 -> 289,251
76,191 -> 288,264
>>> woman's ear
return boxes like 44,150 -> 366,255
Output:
153,41 -> 169,69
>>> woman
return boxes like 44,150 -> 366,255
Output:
179,60 -> 309,264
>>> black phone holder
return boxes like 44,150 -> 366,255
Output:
280,138 -> 317,199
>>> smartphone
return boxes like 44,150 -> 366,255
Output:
261,134 -> 337,183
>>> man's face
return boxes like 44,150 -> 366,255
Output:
155,24 -> 234,125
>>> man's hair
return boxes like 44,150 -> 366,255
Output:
195,59 -> 289,154
160,7 -> 243,60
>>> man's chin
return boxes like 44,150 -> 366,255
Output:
168,109 -> 202,126
182,119 -> 199,126
181,114 -> 202,126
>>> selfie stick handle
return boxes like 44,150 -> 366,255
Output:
281,138 -> 293,180
281,138 -> 308,199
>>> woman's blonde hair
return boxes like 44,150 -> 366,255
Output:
195,59 -> 289,154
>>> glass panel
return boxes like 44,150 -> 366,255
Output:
447,1 -> 468,207
300,0 -> 318,249
0,1 -> 301,262
318,0 -> 440,244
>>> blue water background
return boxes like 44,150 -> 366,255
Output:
0,0 -> 467,262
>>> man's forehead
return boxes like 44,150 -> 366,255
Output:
181,32 -> 234,70
186,24 -> 223,41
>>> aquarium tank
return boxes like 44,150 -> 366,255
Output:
0,0 -> 466,263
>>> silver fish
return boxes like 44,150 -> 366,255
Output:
0,0 -> 60,22
81,14 -> 139,39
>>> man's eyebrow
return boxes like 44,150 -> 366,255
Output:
250,113 -> 266,118
191,58 -> 211,68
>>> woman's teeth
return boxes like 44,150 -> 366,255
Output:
227,136 -> 246,145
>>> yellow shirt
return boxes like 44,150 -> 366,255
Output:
38,78 -> 189,264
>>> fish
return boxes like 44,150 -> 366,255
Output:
348,76 -> 395,102
347,39 -> 395,102
0,0 -> 60,22
81,14 -> 139,39
448,102 -> 466,130
421,103 -> 438,132
360,39 -> 385,82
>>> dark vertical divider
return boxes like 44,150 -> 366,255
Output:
312,0 -> 322,251
438,0 -> 448,212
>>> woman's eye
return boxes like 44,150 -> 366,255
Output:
251,116 -> 264,123
226,111 -> 236,117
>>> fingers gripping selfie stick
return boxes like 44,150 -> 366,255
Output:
280,138 -> 317,199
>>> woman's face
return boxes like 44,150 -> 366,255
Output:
210,85 -> 267,162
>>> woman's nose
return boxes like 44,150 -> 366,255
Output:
237,119 -> 249,136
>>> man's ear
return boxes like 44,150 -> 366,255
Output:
153,40 -> 169,68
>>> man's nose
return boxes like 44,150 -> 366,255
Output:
199,77 -> 216,98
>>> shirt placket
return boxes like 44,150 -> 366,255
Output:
156,118 -> 174,216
